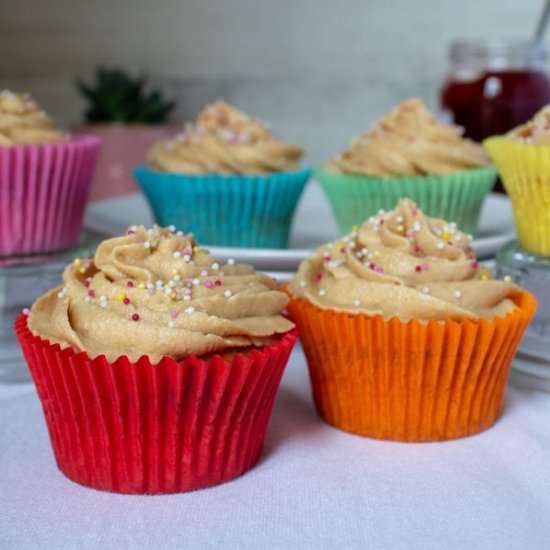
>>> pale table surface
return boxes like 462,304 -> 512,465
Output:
1,344 -> 550,550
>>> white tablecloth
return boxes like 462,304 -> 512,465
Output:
1,344 -> 550,550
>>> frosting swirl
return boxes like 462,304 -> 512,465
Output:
507,104 -> 550,145
325,98 -> 490,176
28,226 -> 293,363
289,199 -> 518,321
0,90 -> 67,146
148,100 -> 304,174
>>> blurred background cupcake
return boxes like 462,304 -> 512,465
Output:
317,98 -> 496,236
134,100 -> 311,249
485,105 -> 550,256
285,198 -> 535,442
16,225 -> 296,493
0,90 -> 101,256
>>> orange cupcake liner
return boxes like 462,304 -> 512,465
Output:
15,314 -> 297,494
286,291 -> 536,442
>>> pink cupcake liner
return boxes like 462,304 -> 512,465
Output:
0,134 -> 101,256
15,314 -> 297,494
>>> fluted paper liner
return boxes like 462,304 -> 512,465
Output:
286,290 -> 535,442
485,136 -> 550,255
15,315 -> 296,494
316,167 -> 496,236
0,135 -> 101,256
134,166 -> 311,248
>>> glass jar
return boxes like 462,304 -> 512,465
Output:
441,40 -> 550,142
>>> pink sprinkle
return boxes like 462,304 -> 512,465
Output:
132,313 -> 140,321
421,262 -> 429,271
315,274 -> 323,281
87,289 -> 95,297
170,310 -> 178,318
127,230 -> 135,235
411,207 -> 418,216
182,247 -> 191,255
184,288 -> 192,295
323,256 -> 331,262
214,280 -> 222,287
471,261 -> 479,268
200,270 -> 208,277
147,288 -> 155,295
379,219 -> 385,225
127,281 -> 134,288
413,245 -> 421,254
123,297 -> 130,305
415,265 -> 422,272
22,308 -> 30,315
83,278 -> 91,288
375,266 -> 384,273
340,247 -> 346,254
369,262 -> 375,270
205,280 -> 213,288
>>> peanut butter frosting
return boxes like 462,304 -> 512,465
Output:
507,104 -> 550,145
148,100 -> 304,174
28,225 -> 294,363
325,98 -> 490,176
289,199 -> 518,321
0,90 -> 67,146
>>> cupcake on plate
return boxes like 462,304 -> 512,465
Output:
286,198 -> 535,442
15,225 -> 296,494
485,106 -> 550,255
134,100 -> 311,248
0,90 -> 101,256
317,98 -> 496,236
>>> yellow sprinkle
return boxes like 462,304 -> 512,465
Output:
193,246 -> 199,253
172,269 -> 178,275
374,250 -> 381,258
170,293 -> 177,301
441,230 -> 450,240
480,274 -> 489,281
73,258 -> 82,266
78,267 -> 86,274
397,225 -> 404,233
137,283 -> 145,289
352,225 -> 359,233
116,293 -> 125,302
503,275 -> 512,282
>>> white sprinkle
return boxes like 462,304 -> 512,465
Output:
192,278 -> 200,286
84,296 -> 92,303
169,280 -> 176,288
146,283 -> 154,289
173,251 -> 181,258
353,299 -> 360,306
396,216 -> 404,223
224,290 -> 232,298
454,290 -> 462,298
99,295 -> 107,301
183,295 -> 191,301
455,234 -> 463,241
227,258 -> 235,265
436,242 -> 445,250
57,291 -> 65,299
413,221 -> 422,232
164,287 -> 173,295
183,254 -> 191,262
467,234 -> 473,242
156,280 -> 164,287
173,274 -> 181,282
378,209 -> 385,215
144,241 -> 151,249
319,289 -> 327,297
129,225 -> 138,231
422,287 -> 430,294
348,241 -> 356,249
22,307 -> 30,315
169,225 -> 176,232
323,251 -> 331,258
299,280 -> 306,288
212,262 -> 220,270
168,320 -> 176,328
147,228 -> 154,235
176,230 -> 184,236
185,307 -> 195,314
100,302 -> 108,309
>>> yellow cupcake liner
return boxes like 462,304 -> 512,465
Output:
485,137 -> 550,255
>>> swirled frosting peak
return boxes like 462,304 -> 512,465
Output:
326,98 -> 490,176
289,199 -> 518,321
507,104 -> 550,145
28,225 -> 294,362
148,100 -> 304,174
0,90 -> 67,146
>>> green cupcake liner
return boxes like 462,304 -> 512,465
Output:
316,166 -> 496,236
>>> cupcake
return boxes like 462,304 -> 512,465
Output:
317,98 -> 496,236
485,106 -> 550,255
134,100 -> 311,248
15,225 -> 296,493
286,199 -> 535,442
0,90 -> 101,256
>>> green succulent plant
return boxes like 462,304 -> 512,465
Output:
77,66 -> 176,124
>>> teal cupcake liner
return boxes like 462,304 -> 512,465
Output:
133,166 -> 311,248
316,166 -> 496,236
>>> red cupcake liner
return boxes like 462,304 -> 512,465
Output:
0,135 -> 101,256
15,315 -> 296,494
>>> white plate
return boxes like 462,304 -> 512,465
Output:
85,181 -> 516,270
